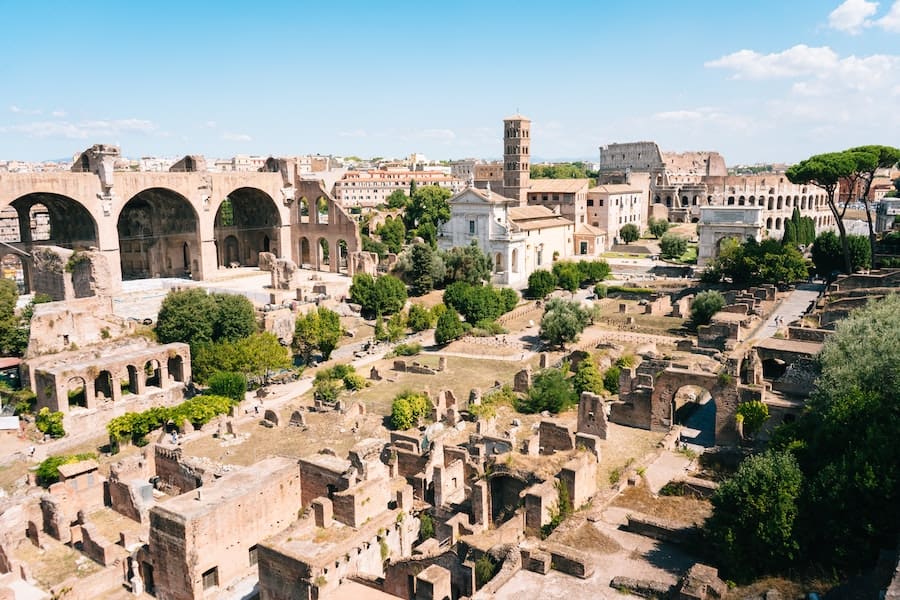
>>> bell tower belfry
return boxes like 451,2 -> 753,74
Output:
502,114 -> 531,205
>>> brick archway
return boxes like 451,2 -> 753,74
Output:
649,368 -> 739,445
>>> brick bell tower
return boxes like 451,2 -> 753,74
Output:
502,114 -> 531,205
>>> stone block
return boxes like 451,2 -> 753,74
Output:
513,367 -> 532,393
258,252 -> 276,271
264,409 -> 280,426
577,391 -> 608,439
311,498 -> 333,528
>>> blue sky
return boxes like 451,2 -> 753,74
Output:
1,0 -> 898,165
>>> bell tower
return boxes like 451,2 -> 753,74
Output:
502,114 -> 531,205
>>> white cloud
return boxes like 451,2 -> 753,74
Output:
9,105 -> 42,115
338,129 -> 367,138
829,0 -> 879,33
0,118 -> 157,139
877,0 -> 900,30
50,110 -> 66,118
221,132 -> 252,142
706,45 -> 840,79
204,120 -> 217,128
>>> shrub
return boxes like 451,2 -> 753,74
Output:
314,379 -> 341,403
407,304 -> 434,332
207,371 -> 247,402
572,360 -> 604,396
473,319 -> 507,335
36,453 -> 97,487
475,554 -> 497,587
12,389 -> 36,415
736,400 -> 769,438
35,407 -> 65,438
106,396 -> 234,447
603,366 -> 621,394
594,284 -> 607,299
691,290 -> 725,325
390,390 -> 430,430
499,287 -> 519,313
343,372 -> 367,391
419,512 -> 434,540
393,342 -> 422,356
518,368 -> 577,414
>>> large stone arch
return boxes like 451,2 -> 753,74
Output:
117,187 -> 200,279
649,368 -> 739,445
213,186 -> 282,268
8,192 -> 98,248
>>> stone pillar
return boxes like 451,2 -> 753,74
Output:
197,239 -> 219,281
471,480 -> 488,527
110,373 -> 123,403
83,379 -> 97,410
276,224 -> 292,260
53,381 -> 68,413
433,464 -> 446,508
158,362 -> 170,388
133,368 -> 146,396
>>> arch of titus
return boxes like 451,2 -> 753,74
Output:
0,145 -> 361,292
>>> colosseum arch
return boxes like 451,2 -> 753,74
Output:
117,188 -> 200,280
213,187 -> 282,268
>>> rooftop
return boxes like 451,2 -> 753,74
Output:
528,179 -> 591,194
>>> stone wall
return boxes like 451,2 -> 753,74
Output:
148,457 -> 302,600
576,392 -> 607,439
538,421 -> 574,455
107,452 -> 154,522
331,477 -> 390,528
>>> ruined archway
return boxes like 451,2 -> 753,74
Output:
117,188 -> 199,280
145,359 -> 161,388
67,376 -> 87,409
298,198 -> 310,224
94,370 -> 114,402
8,193 -> 98,251
214,187 -> 281,268
167,355 -> 185,383
670,385 -> 715,448
489,473 -> 527,525
337,239 -> 349,274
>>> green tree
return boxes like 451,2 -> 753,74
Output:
156,288 -> 218,350
648,217 -> 670,239
409,243 -> 440,296
385,189 -> 409,209
527,269 -> 557,299
552,261 -> 581,294
351,274 -> 407,316
812,231 -> 870,276
390,390 -> 430,430
519,368 -> 577,414
376,217 -> 406,254
239,332 -> 291,385
474,554 -> 496,588
293,307 -> 342,363
659,233 -> 687,259
703,238 -> 807,285
845,146 -> 900,262
576,260 -> 611,285
499,287 -> 519,313
705,450 -> 803,579
619,223 -> 640,244
572,360 -> 604,396
211,293 -> 257,342
441,240 -> 492,286
798,294 -> 900,568
539,298 -> 592,348
404,185 -> 451,240
361,235 -> 388,259
787,152 -> 857,273
434,306 -> 464,344
691,290 -> 725,325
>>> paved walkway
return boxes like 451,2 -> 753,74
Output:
749,283 -> 824,343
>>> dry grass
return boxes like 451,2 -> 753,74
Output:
597,424 -> 666,491
13,539 -> 100,588
611,480 -> 712,526
554,522 -> 622,554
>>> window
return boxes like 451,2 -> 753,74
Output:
202,567 -> 219,590
469,220 -> 475,235
587,199 -> 594,207
599,199 -> 604,207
